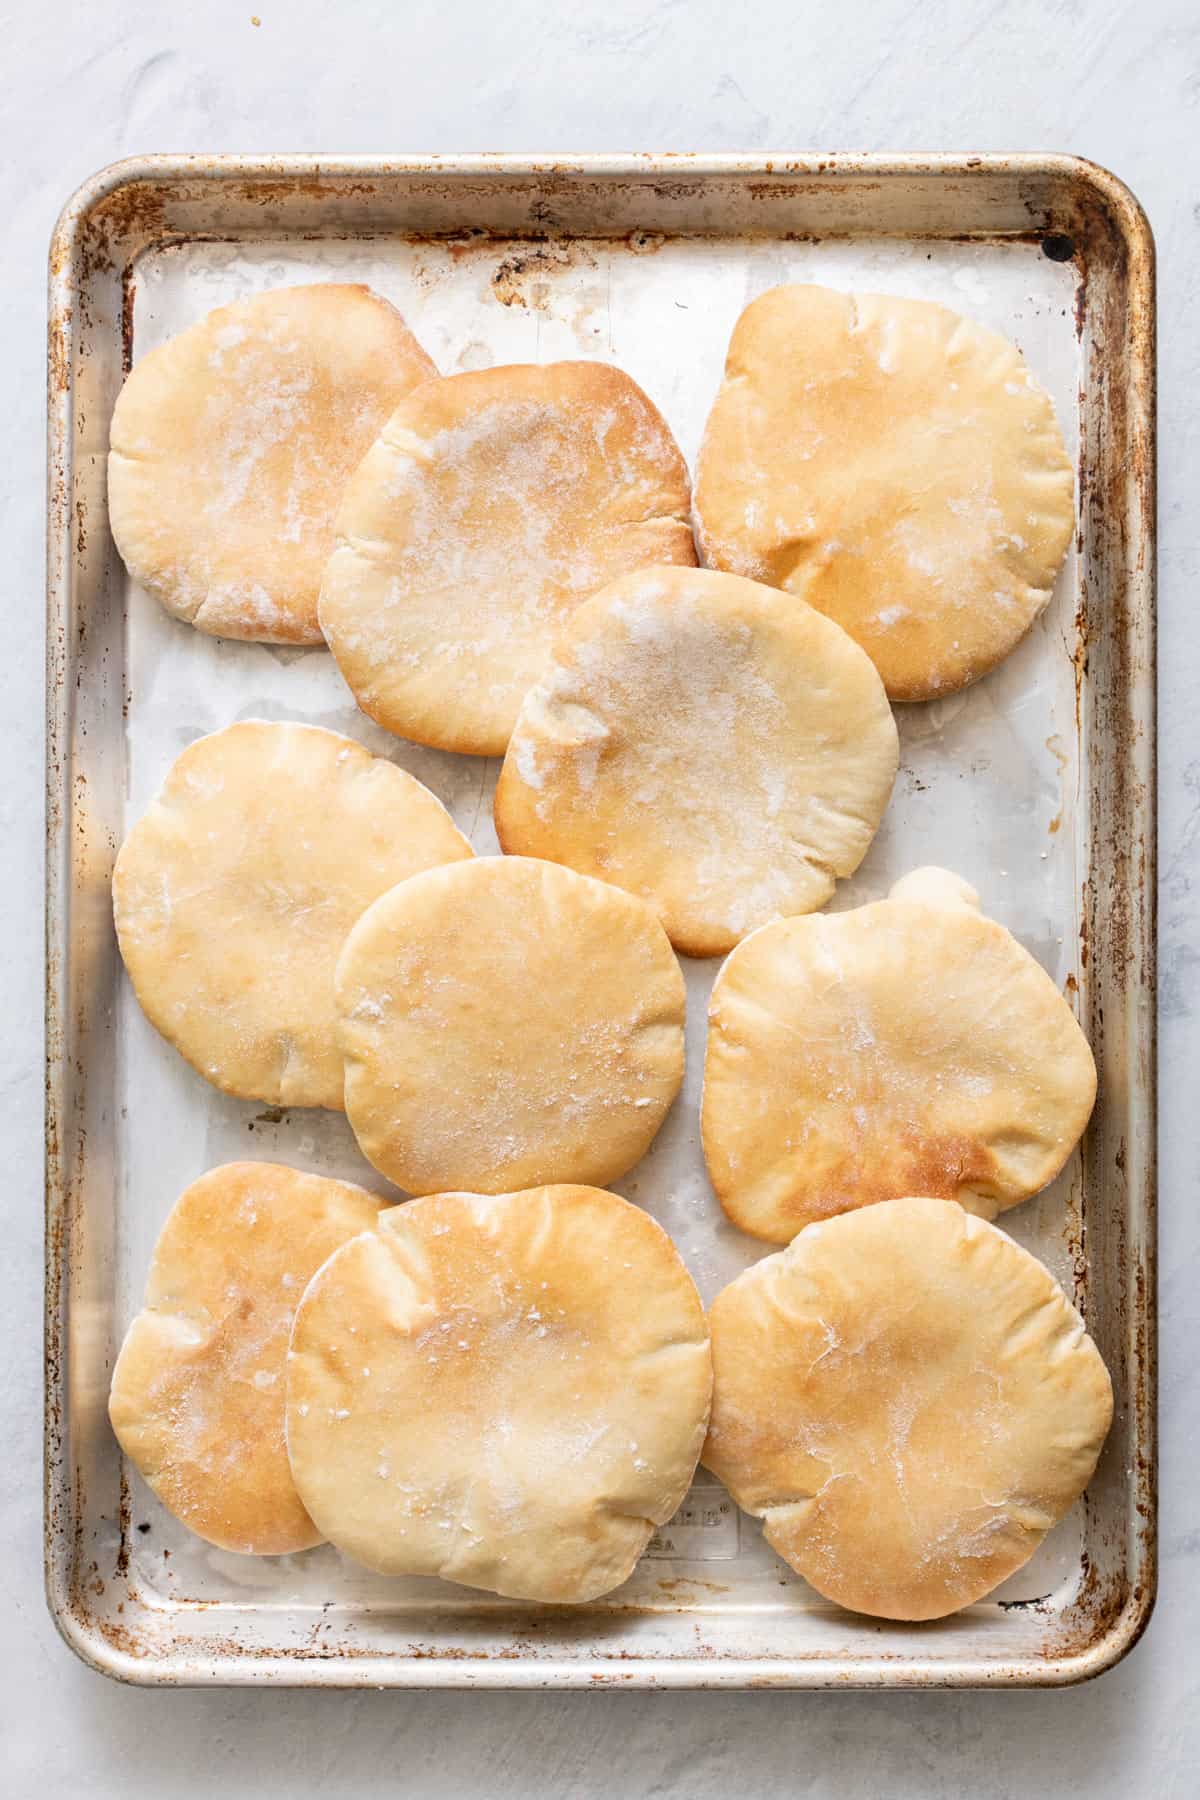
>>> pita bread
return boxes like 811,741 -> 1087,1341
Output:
495,565 -> 898,956
113,720 -> 471,1109
109,1161 -> 385,1554
109,283 -> 435,644
319,361 -> 696,754
285,1185 -> 711,1601
694,284 -> 1074,699
702,1196 -> 1113,1620
703,868 -> 1096,1242
335,856 -> 685,1194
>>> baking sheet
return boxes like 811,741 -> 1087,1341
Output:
117,231 -> 1085,1611
46,156 -> 1156,1686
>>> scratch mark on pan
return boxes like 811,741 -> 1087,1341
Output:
468,761 -> 488,841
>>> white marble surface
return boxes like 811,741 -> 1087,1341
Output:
2,0 -> 1196,1792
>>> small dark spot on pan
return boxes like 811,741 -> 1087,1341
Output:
137,1521 -> 151,1534
1041,234 -> 1076,263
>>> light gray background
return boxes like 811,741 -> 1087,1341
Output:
3,1 -> 1195,1793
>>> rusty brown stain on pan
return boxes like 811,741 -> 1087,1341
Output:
1042,1537 -> 1133,1671
85,177 -> 167,247
229,177 -> 385,208
120,268 -> 137,376
654,1576 -> 732,1594
114,1471 -> 131,1580
490,237 -> 598,308
48,306 -> 73,394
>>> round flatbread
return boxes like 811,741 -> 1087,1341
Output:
113,720 -> 472,1109
703,868 -> 1096,1243
495,565 -> 898,957
702,1196 -> 1113,1620
318,361 -> 697,755
335,856 -> 685,1193
109,1161 -> 385,1555
285,1185 -> 711,1601
109,283 -> 435,643
694,284 -> 1074,700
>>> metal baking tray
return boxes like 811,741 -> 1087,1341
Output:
46,153 -> 1156,1688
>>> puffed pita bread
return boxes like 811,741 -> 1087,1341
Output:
319,361 -> 697,755
113,720 -> 472,1109
702,1196 -> 1113,1620
335,856 -> 685,1194
109,1162 -> 385,1554
694,284 -> 1074,699
702,868 -> 1096,1243
285,1185 -> 711,1601
495,565 -> 898,956
109,283 -> 435,643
